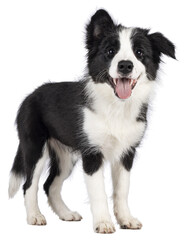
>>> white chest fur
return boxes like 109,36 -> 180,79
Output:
83,79 -> 154,162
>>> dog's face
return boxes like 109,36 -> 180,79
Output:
86,10 -> 175,100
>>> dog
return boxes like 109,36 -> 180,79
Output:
9,9 -> 175,233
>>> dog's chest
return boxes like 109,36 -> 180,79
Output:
83,100 -> 146,161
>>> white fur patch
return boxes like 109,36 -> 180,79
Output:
111,161 -> 142,229
83,77 -> 154,163
84,167 -> 115,233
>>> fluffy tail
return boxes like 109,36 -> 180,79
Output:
8,145 -> 24,198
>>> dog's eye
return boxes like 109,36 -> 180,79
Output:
107,48 -> 115,57
135,49 -> 144,59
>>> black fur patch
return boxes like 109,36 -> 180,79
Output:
12,80 -> 96,194
86,9 -> 120,84
148,32 -> 176,62
136,103 -> 148,122
121,147 -> 136,171
82,151 -> 103,175
43,143 -> 60,195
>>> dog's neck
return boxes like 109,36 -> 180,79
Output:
85,77 -> 155,117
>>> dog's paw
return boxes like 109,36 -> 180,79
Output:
94,221 -> 116,234
59,211 -> 82,221
27,213 -> 47,225
119,216 -> 142,229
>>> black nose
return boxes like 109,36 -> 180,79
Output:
118,60 -> 133,75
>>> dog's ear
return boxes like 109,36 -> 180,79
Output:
86,9 -> 116,50
148,32 -> 176,62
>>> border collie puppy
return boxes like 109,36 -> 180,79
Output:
9,9 -> 175,233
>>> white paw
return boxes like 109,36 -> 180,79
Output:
94,221 -> 116,234
59,211 -> 82,221
119,216 -> 142,229
27,213 -> 47,225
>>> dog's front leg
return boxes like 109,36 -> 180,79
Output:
83,152 -> 115,233
111,154 -> 142,230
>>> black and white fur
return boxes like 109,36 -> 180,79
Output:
9,9 -> 175,233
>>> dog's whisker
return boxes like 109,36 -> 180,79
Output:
96,69 -> 108,82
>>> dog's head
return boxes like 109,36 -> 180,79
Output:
86,9 -> 176,100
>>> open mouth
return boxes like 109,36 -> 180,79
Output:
112,77 -> 138,100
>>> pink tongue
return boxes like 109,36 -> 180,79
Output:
115,78 -> 132,99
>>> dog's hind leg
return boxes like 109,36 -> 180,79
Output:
44,139 -> 82,221
23,141 -> 47,225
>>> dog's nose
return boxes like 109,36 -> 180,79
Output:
118,60 -> 133,75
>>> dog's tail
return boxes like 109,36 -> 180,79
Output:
8,144 -> 24,198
